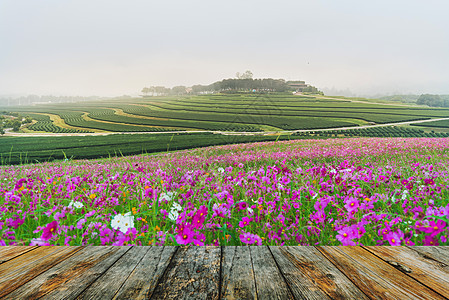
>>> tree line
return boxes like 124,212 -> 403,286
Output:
417,94 -> 449,108
141,71 -> 322,96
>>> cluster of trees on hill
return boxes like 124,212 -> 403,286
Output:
417,94 -> 449,107
0,112 -> 33,134
142,71 -> 322,96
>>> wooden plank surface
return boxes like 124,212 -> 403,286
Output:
364,246 -> 449,298
3,246 -> 129,300
250,246 -> 294,300
1,246 -> 449,299
221,246 -> 257,299
113,246 -> 177,300
270,246 -> 368,299
76,246 -> 150,299
0,246 -> 37,264
151,246 -> 221,299
408,246 -> 449,265
317,246 -> 445,300
0,246 -> 83,298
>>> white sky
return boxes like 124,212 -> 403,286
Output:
0,0 -> 448,96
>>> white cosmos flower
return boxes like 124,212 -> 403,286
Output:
168,202 -> 182,221
111,213 -> 134,233
217,167 -> 225,173
159,191 -> 174,202
68,201 -> 84,208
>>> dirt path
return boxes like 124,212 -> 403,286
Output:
3,117 -> 449,137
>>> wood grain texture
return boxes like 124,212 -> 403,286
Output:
151,246 -> 221,300
271,246 -> 368,299
250,246 -> 294,300
317,246 -> 444,300
364,246 -> 449,298
4,246 -> 129,300
0,246 -> 37,264
0,246 -> 83,298
408,246 -> 449,265
221,246 -> 256,300
113,246 -> 177,300
76,246 -> 150,299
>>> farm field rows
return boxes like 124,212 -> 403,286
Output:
0,133 -> 309,165
1,138 -> 448,246
5,93 -> 449,134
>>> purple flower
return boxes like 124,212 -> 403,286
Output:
76,218 -> 86,229
193,233 -> 206,246
176,224 -> 194,245
239,232 -> 261,245
386,232 -> 402,246
41,221 -> 59,241
238,217 -> 252,228
421,219 -> 446,236
237,201 -> 248,211
336,226 -> 356,246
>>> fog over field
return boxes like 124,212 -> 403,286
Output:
0,0 -> 448,97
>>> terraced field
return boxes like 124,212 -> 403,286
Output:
5,93 -> 449,134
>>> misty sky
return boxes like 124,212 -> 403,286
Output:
1,0 -> 448,97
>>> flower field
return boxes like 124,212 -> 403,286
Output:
1,138 -> 448,246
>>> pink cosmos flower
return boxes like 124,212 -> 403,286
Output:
239,216 -> 252,228
336,226 -> 356,246
193,232 -> 206,246
41,221 -> 59,241
240,232 -> 256,244
176,225 -> 194,245
344,197 -> 359,213
237,201 -> 248,211
421,219 -> 446,236
385,232 -> 402,246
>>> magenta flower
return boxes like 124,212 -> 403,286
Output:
239,216 -> 252,228
240,231 -> 259,245
237,202 -> 248,211
336,226 -> 356,246
191,205 -> 208,229
344,197 -> 359,213
385,232 -> 402,246
421,219 -> 447,236
176,225 -> 194,245
193,232 -> 206,246
41,221 -> 59,241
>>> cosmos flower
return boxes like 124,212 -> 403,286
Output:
41,221 -> 59,241
68,201 -> 84,208
111,213 -> 135,234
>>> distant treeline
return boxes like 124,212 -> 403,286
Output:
378,94 -> 449,107
416,94 -> 449,108
142,76 -> 322,96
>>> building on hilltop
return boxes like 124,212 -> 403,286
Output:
286,81 -> 308,92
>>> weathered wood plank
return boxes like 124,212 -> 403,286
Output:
317,246 -> 444,300
221,246 -> 257,300
0,246 -> 83,298
270,246 -> 368,299
364,246 -> 449,298
76,246 -> 150,299
111,246 -> 177,300
408,246 -> 449,266
150,246 -> 221,300
4,246 -> 130,300
0,246 -> 38,264
250,246 -> 294,300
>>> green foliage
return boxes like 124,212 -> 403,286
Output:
12,120 -> 21,132
0,133 -> 303,165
